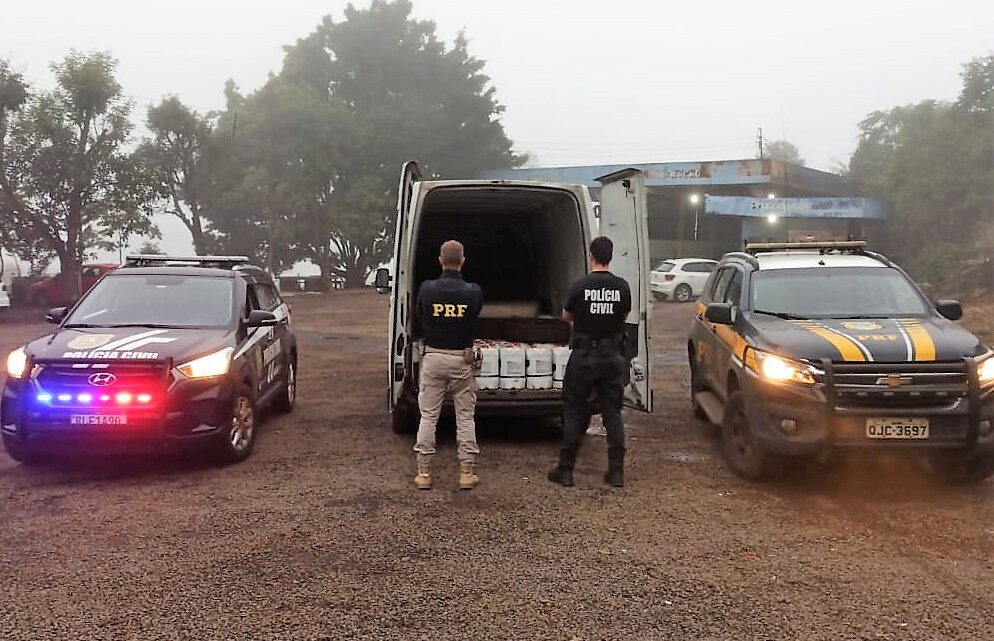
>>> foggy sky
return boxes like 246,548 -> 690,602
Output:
3,0 -> 992,261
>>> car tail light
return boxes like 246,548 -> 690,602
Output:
664,274 -> 676,281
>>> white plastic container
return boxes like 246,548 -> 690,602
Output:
526,375 -> 554,390
499,377 -> 526,390
526,345 -> 553,377
499,345 -> 526,378
478,346 -> 500,378
476,376 -> 499,390
553,346 -> 572,383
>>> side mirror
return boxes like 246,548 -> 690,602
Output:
246,310 -> 279,328
374,267 -> 392,294
705,302 -> 736,325
46,307 -> 67,324
935,300 -> 963,321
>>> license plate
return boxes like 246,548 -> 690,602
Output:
70,415 -> 128,426
865,418 -> 929,439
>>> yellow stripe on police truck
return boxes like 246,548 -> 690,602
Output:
900,320 -> 937,362
796,322 -> 867,362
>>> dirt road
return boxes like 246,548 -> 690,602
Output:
2,292 -> 993,640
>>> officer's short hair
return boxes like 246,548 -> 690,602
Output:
440,240 -> 464,268
589,236 -> 613,265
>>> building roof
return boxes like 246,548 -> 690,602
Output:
478,158 -> 855,196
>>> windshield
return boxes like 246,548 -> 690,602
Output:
654,261 -> 675,273
65,274 -> 234,328
750,267 -> 930,319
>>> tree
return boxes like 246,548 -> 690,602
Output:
137,240 -> 162,254
0,52 -> 155,296
136,96 -> 215,254
763,139 -> 804,165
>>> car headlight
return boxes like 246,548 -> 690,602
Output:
177,347 -> 233,379
6,347 -> 28,379
978,354 -> 994,386
750,349 -> 818,386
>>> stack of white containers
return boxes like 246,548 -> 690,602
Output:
473,340 -> 567,391
525,345 -> 553,389
552,346 -> 572,389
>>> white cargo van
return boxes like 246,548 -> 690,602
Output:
376,162 -> 653,433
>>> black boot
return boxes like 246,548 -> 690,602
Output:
548,465 -> 574,487
548,449 -> 576,487
604,450 -> 625,487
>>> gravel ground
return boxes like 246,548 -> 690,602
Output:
2,291 -> 994,640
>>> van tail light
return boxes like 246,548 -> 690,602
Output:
664,274 -> 676,281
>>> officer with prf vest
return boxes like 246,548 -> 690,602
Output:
413,240 -> 484,490
549,236 -> 632,488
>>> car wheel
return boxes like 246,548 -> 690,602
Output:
215,386 -> 257,464
1,433 -> 48,466
721,391 -> 777,479
674,284 -> 693,303
391,406 -> 419,435
933,452 -> 994,484
272,360 -> 297,413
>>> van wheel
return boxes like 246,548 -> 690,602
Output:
391,407 -> 419,435
215,387 -> 257,464
674,284 -> 693,303
273,360 -> 297,413
721,391 -> 777,479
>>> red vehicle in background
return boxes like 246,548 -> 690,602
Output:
29,264 -> 117,307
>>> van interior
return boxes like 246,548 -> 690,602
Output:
410,185 -> 586,353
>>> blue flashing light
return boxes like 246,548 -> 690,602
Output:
57,394 -> 72,402
77,393 -> 93,403
37,393 -> 53,403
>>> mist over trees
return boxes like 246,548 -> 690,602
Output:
848,53 -> 994,283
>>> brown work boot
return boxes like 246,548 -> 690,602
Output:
459,461 -> 479,490
414,455 -> 432,490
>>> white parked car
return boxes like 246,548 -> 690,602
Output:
650,258 -> 717,302
0,283 -> 10,311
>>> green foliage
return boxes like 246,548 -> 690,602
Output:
0,52 -> 155,295
204,0 -> 521,283
763,140 -> 804,165
849,53 -> 994,282
135,96 -> 216,254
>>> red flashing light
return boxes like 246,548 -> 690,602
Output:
137,394 -> 152,404
116,392 -> 133,405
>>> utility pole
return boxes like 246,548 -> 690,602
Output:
756,127 -> 765,159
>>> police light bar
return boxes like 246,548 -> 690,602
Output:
124,254 -> 250,268
744,240 -> 868,255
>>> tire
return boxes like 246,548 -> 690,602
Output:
933,452 -> 994,484
391,406 -> 419,435
272,359 -> 297,413
674,284 -> 693,303
214,385 -> 257,464
721,391 -> 778,479
1,433 -> 47,466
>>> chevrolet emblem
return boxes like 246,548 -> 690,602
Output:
876,374 -> 913,388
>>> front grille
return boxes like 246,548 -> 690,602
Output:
830,361 -> 969,409
32,361 -> 170,408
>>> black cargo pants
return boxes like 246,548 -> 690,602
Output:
560,345 -> 626,466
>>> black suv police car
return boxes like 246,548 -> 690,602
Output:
689,242 -> 994,481
2,255 -> 297,464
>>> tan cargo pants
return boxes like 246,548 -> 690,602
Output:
415,350 -> 479,462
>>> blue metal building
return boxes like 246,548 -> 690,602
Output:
478,159 -> 888,261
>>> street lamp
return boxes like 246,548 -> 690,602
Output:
689,193 -> 702,240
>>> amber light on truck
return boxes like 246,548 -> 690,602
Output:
748,348 -> 819,386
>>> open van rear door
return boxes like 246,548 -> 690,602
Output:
596,168 -> 652,411
388,161 -> 422,411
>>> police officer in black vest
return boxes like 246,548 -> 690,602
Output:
549,236 -> 632,488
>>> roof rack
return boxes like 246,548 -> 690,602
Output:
124,254 -> 251,269
744,240 -> 868,255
